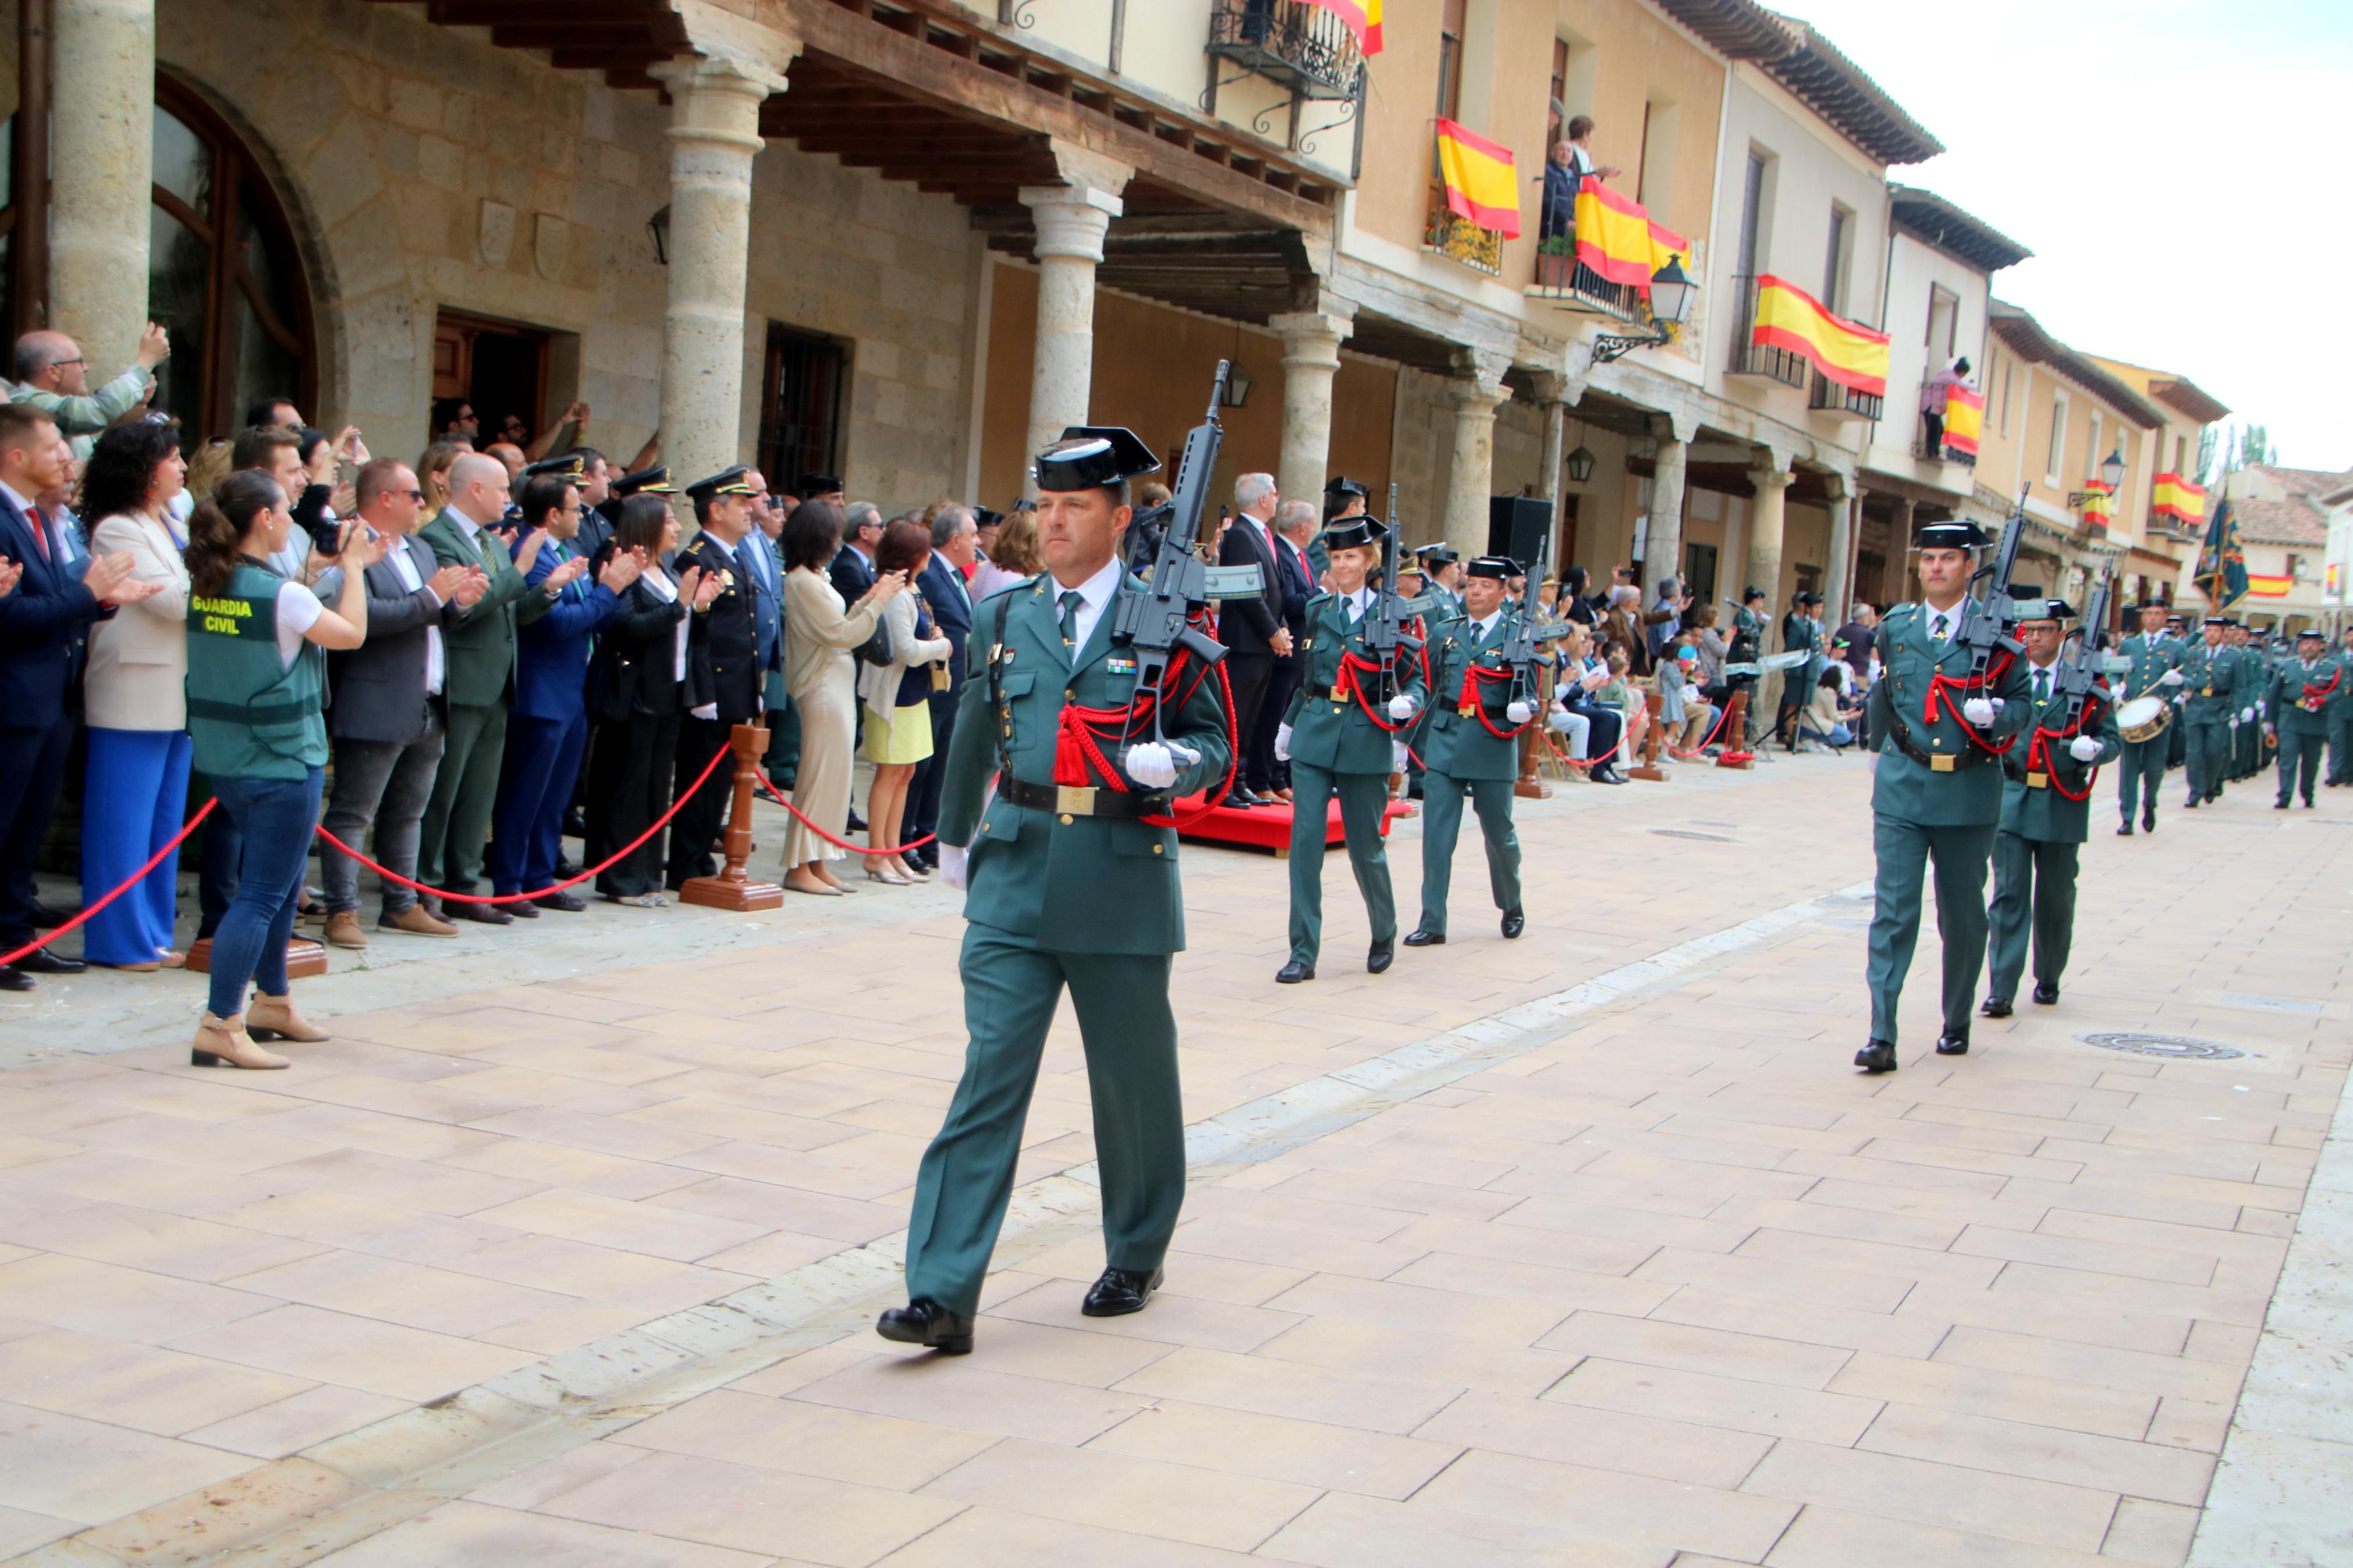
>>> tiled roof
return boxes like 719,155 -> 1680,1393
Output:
2228,465 -> 2352,546
1889,186 -> 2031,273
1987,302 -> 2168,428
1652,2 -> 1943,165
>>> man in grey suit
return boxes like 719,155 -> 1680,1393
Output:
318,459 -> 487,948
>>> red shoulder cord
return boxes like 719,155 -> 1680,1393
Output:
2022,689 -> 2111,802
1049,611 -> 1239,829
1461,662 -> 1535,739
2299,666 -> 2343,710
1336,651 -> 1421,732
1925,646 -> 2020,755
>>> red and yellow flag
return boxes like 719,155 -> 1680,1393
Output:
1941,386 -> 1984,457
2080,480 -> 2114,529
2246,573 -> 2292,597
1571,177 -> 1684,290
2152,472 -> 2206,524
1311,0 -> 1382,55
1436,118 -> 1520,239
1748,275 -> 1890,397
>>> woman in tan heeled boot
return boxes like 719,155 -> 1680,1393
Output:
192,1014 -> 288,1070
244,991 -> 329,1043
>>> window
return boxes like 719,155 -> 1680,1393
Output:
1549,38 -> 1568,142
1999,357 -> 2014,437
1637,100 -> 1678,221
2174,433 -> 2187,472
1822,204 -> 1851,312
758,322 -> 848,496
2085,411 -> 2103,485
1925,286 -> 1956,358
2045,392 -> 2069,486
1736,151 -> 1769,276
1436,0 -> 1467,122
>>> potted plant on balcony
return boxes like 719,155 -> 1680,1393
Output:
1536,233 -> 1575,289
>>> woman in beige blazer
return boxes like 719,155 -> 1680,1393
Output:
79,422 -> 194,969
778,500 -> 903,896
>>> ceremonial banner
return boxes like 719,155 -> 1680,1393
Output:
1749,275 -> 1890,396
2194,499 -> 2250,613
1942,385 -> 1984,457
2080,480 -> 2114,529
1571,176 -> 1685,289
1436,118 -> 1520,238
1311,0 -> 1382,55
2152,471 -> 2207,524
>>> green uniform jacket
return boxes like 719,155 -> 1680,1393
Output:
1999,670 -> 2124,842
938,571 -> 1231,957
1865,602 -> 2035,826
1283,592 -> 1428,774
2269,655 -> 2344,736
418,509 -> 551,706
2116,630 -> 2185,702
1419,611 -> 1534,782
2178,642 -> 2249,722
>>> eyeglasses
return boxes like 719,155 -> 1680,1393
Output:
402,489 -> 425,502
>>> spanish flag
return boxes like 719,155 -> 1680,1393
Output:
2152,472 -> 2206,524
2080,480 -> 2114,528
1942,385 -> 1983,458
1311,0 -> 1382,55
2246,573 -> 2292,598
1573,177 -> 1684,290
1436,118 -> 1520,239
1748,275 -> 1890,397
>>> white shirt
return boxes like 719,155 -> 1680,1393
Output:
1340,586 -> 1375,623
2029,657 -> 2059,700
384,537 -> 445,695
1470,610 -> 1501,639
1046,556 -> 1123,655
274,581 -> 324,669
638,566 -> 689,680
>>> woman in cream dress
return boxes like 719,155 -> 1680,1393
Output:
780,500 -> 905,896
855,518 -> 952,885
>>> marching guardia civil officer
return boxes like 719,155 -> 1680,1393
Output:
2111,600 -> 2182,836
1857,520 -> 2032,1073
2179,615 -> 2249,809
1274,517 -> 1425,983
1407,556 -> 1532,948
1983,595 -> 2118,1018
2230,623 -> 2266,783
878,428 -> 1231,1356
2266,626 -> 2341,809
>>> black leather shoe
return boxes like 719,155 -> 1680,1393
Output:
2032,983 -> 2060,1005
1221,791 -> 1255,810
875,1299 -> 973,1354
0,966 -> 32,991
1591,766 -> 1625,785
562,809 -> 588,839
445,898 -> 514,926
533,890 -> 588,912
1980,996 -> 2013,1018
1276,961 -> 1314,984
1935,1027 -> 1970,1055
1500,906 -> 1525,939
846,809 -> 867,833
555,857 -> 580,879
1082,1267 -> 1163,1317
2184,798 -> 2199,809
28,901 -> 72,929
505,898 -> 541,919
2143,813 -> 2156,833
1367,938 -> 1394,975
2275,798 -> 2291,809
2116,822 -> 2133,837
1855,1039 -> 1897,1073
15,948 -> 84,975
1403,929 -> 1445,947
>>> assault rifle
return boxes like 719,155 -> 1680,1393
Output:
1952,483 -> 2028,709
1110,360 -> 1230,746
1500,524 -> 1556,711
2053,570 -> 2113,729
1362,483 -> 1424,701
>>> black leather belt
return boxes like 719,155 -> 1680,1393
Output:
998,776 -> 1169,819
1886,717 -> 1993,773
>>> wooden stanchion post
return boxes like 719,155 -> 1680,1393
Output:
1716,689 -> 1756,769
1628,688 -> 1669,782
680,723 -> 785,911
1514,724 -> 1552,799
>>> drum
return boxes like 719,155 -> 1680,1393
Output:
2117,694 -> 2171,743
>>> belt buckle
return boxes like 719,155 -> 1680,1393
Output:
1930,753 -> 1956,773
1330,685 -> 1348,702
2027,770 -> 2047,788
1055,784 -> 1093,816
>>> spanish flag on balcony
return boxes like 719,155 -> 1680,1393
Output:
1436,118 -> 1520,239
1942,385 -> 1983,458
1310,0 -> 1382,55
2246,572 -> 2293,598
2080,479 -> 2114,529
1572,177 -> 1685,291
2152,472 -> 2206,524
1749,275 -> 1890,397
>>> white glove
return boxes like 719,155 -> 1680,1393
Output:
1387,693 -> 1418,721
1962,697 -> 1996,726
2068,735 -> 2102,762
938,842 -> 969,890
2161,669 -> 2185,687
2241,707 -> 2255,724
2171,692 -> 2186,707
1124,742 -> 1179,789
1548,709 -> 1575,733
1390,740 -> 1409,772
1274,723 -> 1291,762
1505,700 -> 1532,724
690,702 -> 718,720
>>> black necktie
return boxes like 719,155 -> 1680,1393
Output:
1058,590 -> 1084,659
2034,669 -> 2049,704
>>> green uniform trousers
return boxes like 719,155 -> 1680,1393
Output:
1416,770 -> 1521,937
2276,728 -> 2324,803
903,921 -> 1184,1318
1986,831 -> 2078,1002
2114,737 -> 2168,827
1286,761 -> 1395,966
1866,813 -> 1996,1043
2233,716 -> 2259,779
2183,718 -> 2230,802
2328,707 -> 2352,785
417,701 -> 507,894
2166,711 -> 2188,770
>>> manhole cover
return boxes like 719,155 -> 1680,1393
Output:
2078,1032 -> 2249,1060
1649,829 -> 1735,842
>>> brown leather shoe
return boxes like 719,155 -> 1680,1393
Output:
324,911 -> 368,950
381,906 -> 458,937
246,992 -> 329,1043
191,1014 -> 288,1070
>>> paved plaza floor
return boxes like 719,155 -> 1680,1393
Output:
0,751 -> 2344,1566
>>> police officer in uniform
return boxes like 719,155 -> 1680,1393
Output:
1315,475 -> 1369,584
1418,545 -> 1465,617
585,464 -> 677,565
2179,616 -> 2248,809
1857,521 -> 2033,1073
1983,595 -> 2118,1016
1406,556 -> 1531,947
1730,585 -> 1769,746
2266,627 -> 2342,808
2330,628 -> 2353,787
2163,613 -> 2192,771
2228,623 -> 2264,782
878,429 -> 1230,1356
1274,518 -> 1426,983
2112,600 -> 2182,835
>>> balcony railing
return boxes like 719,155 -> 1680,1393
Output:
1809,371 -> 1883,422
1528,241 -> 1646,323
1425,187 -> 1503,275
1724,277 -> 1807,387
1206,0 -> 1365,101
1912,434 -> 1978,467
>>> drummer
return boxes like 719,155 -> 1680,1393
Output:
2112,600 -> 2183,837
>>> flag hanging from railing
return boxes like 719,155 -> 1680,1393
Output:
1748,275 -> 1890,396
2194,499 -> 2250,612
1436,118 -> 1520,238
1571,177 -> 1686,291
2080,479 -> 2114,529
1310,0 -> 1383,55
1941,385 -> 1983,457
2245,572 -> 2292,598
2152,472 -> 2207,525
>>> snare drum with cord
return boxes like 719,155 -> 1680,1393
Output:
2116,694 -> 2171,743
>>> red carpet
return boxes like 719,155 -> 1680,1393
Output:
1174,792 -> 1412,855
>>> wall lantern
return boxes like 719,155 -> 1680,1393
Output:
1565,444 -> 1597,483
1591,253 -> 1699,365
1221,362 -> 1253,408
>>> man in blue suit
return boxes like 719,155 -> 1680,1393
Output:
487,467 -> 616,912
739,471 -> 790,785
0,406 -> 157,987
905,504 -> 977,872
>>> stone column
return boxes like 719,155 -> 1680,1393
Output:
1644,431 -> 1688,586
1745,462 -> 1794,616
1822,470 -> 1855,623
1268,298 -> 1354,510
1533,373 -> 1568,529
50,0 -> 155,372
1020,145 -> 1131,479
1442,351 -> 1511,556
650,48 -> 791,503
1882,497 -> 1917,606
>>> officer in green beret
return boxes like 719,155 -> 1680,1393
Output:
878,426 -> 1232,1356
2180,616 -> 2249,809
1983,595 -> 2119,1016
2111,600 -> 2182,836
1406,555 -> 1532,946
1275,517 -> 1426,983
2266,626 -> 2343,808
1857,520 -> 2033,1073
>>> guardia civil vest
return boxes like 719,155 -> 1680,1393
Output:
186,560 -> 328,780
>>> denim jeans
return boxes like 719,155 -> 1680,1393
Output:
321,714 -> 446,918
205,767 -> 324,1019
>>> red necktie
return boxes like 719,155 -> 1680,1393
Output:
26,505 -> 49,560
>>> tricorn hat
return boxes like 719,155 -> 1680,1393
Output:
1324,475 -> 1370,499
1034,426 -> 1160,493
1914,519 -> 1988,550
1321,517 -> 1385,553
794,472 -> 843,496
1466,555 -> 1520,581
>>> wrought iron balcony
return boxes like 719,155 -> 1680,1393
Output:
1724,277 -> 1807,388
1425,189 -> 1503,276
1809,371 -> 1883,422
1528,242 -> 1647,324
1912,435 -> 1976,467
1206,0 -> 1365,101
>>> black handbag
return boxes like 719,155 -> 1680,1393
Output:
853,601 -> 895,667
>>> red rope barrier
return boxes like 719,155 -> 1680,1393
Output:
0,799 -> 219,969
756,774 -> 936,855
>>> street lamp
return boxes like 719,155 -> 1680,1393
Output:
1591,253 -> 1699,365
2100,446 -> 2125,491
1564,443 -> 1596,483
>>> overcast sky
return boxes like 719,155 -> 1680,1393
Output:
1779,0 -> 2350,470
